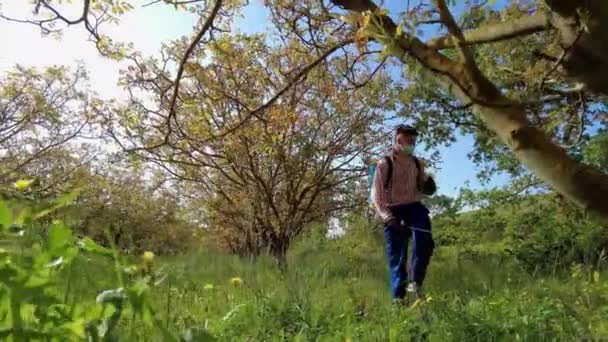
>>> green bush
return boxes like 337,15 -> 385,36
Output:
0,192 -> 203,341
502,197 -> 608,272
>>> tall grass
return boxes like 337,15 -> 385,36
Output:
3,195 -> 605,341
63,242 -> 608,341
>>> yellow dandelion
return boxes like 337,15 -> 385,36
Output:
14,179 -> 33,191
142,251 -> 155,264
203,283 -> 214,290
229,277 -> 243,287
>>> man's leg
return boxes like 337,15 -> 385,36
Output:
406,203 -> 434,288
384,218 -> 409,299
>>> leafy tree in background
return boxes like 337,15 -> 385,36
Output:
104,33 -> 391,267
4,0 -> 608,258
0,65 -> 97,187
7,0 -> 608,220
583,131 -> 608,174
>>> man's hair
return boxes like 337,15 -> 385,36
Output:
395,124 -> 418,137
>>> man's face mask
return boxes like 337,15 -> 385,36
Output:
401,143 -> 415,155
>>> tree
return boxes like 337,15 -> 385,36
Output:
6,0 -> 608,220
583,131 -> 608,175
262,0 -> 608,221
106,33 -> 391,267
423,194 -> 459,218
0,65 -> 96,186
70,168 -> 198,255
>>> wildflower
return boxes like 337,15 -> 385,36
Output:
124,265 -> 138,275
143,251 -> 154,264
14,179 -> 33,191
229,277 -> 243,287
204,283 -> 214,290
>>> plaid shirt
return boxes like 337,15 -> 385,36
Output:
372,149 -> 425,221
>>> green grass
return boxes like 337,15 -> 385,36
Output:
3,192 -> 606,340
61,242 -> 608,341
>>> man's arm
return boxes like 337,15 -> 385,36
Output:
372,159 -> 394,222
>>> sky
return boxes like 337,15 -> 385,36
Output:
0,0 -> 509,198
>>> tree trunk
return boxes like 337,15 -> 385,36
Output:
269,235 -> 289,272
545,0 -> 608,96
428,64 -> 608,223
471,99 -> 608,220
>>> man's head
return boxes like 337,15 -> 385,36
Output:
395,124 -> 418,154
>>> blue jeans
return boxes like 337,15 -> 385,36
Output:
384,202 -> 434,299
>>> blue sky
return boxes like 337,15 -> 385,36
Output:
0,0 -> 511,198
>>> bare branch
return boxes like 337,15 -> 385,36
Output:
0,0 -> 100,40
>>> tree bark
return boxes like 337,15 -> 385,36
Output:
544,0 -> 608,95
427,12 -> 551,49
331,0 -> 608,222
269,234 -> 289,272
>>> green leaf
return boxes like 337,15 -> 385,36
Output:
62,246 -> 79,263
25,268 -> 51,288
48,222 -> 72,252
54,190 -> 80,209
59,319 -> 86,339
34,190 -> 80,220
0,202 -> 12,231
15,207 -> 32,226
79,237 -> 113,256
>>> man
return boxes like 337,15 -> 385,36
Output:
372,124 -> 435,302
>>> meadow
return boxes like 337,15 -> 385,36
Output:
2,196 -> 607,341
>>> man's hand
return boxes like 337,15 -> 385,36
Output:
385,216 -> 400,228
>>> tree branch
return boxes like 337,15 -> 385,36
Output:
426,12 -> 551,49
433,0 -> 475,67
142,0 -> 205,8
163,0 -> 223,146
194,38 -> 354,144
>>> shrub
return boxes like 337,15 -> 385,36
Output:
503,197 -> 608,272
